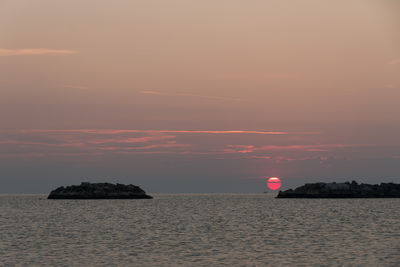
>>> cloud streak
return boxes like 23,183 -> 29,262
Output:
0,129 -> 320,159
388,58 -> 400,65
0,131 -> 185,158
17,129 -> 319,135
88,135 -> 176,144
0,129 -> 387,162
223,144 -> 372,154
63,85 -> 89,90
140,90 -> 244,102
0,48 -> 78,56
141,90 -> 162,95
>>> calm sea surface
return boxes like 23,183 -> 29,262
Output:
1,194 -> 399,266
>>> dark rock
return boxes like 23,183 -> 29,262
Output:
276,181 -> 400,198
48,182 -> 153,199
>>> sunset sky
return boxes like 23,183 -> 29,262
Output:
1,0 -> 399,193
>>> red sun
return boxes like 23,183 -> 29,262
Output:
267,177 -> 281,190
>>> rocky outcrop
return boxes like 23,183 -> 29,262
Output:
48,182 -> 153,199
276,181 -> 400,198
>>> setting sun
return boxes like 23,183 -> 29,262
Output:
267,177 -> 282,190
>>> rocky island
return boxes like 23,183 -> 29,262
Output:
277,181 -> 400,198
48,182 -> 153,199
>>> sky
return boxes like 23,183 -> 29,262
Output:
0,0 -> 399,193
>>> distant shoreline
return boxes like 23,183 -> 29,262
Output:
277,181 -> 400,198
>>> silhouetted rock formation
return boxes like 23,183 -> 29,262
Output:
277,181 -> 400,198
48,182 -> 153,199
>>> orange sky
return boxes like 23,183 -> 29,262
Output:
0,0 -> 399,192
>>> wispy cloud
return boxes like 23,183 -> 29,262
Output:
18,129 -> 319,135
99,143 -> 191,151
0,48 -> 78,56
176,93 -> 243,102
224,145 -> 255,153
141,90 -> 162,95
388,58 -> 400,65
88,135 -> 176,144
139,90 -> 244,102
63,85 -> 89,90
0,129 -> 384,161
0,130 -> 186,158
256,144 -> 364,151
0,129 -> 322,159
223,144 -> 371,154
243,155 -> 271,159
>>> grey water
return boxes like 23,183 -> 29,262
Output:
0,194 -> 399,266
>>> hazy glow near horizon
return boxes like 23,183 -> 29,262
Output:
0,0 -> 399,192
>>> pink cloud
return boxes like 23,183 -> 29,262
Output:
116,151 -> 170,155
0,130 -> 189,158
0,140 -> 85,148
255,144 -> 368,151
139,90 -> 244,102
224,145 -> 255,153
88,135 -> 176,144
17,129 -> 319,135
176,93 -> 243,102
140,90 -> 162,95
63,85 -> 89,90
245,156 -> 272,159
222,144 -> 367,154
99,143 -> 190,151
388,58 -> 400,65
0,129 -> 333,159
273,156 -> 316,163
0,48 -> 78,56
220,144 -> 374,161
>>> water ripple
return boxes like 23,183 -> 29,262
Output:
0,194 -> 399,266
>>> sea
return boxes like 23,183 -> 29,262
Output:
1,194 -> 399,266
